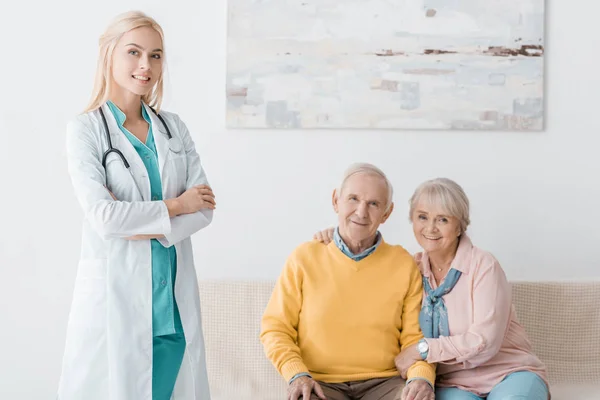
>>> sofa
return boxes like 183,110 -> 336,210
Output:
198,281 -> 600,400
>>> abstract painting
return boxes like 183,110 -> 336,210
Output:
226,0 -> 545,130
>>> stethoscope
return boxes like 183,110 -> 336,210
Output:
98,105 -> 182,169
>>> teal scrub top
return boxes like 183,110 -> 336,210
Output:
106,101 -> 183,337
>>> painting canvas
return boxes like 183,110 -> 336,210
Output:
226,0 -> 545,130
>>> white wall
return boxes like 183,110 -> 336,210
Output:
0,0 -> 598,398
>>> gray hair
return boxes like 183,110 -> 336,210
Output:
409,178 -> 470,234
339,163 -> 394,211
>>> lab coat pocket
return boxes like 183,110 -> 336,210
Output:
70,259 -> 107,330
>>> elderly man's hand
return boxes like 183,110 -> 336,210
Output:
401,379 -> 434,400
394,344 -> 422,379
287,376 -> 326,400
313,227 -> 335,245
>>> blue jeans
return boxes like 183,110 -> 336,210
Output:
436,371 -> 549,400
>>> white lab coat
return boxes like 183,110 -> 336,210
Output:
57,103 -> 212,400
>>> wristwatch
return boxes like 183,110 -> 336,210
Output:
417,338 -> 429,360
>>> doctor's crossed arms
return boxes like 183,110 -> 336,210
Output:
106,183 -> 216,217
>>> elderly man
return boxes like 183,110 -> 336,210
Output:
260,163 -> 435,400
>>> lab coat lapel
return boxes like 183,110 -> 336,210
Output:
100,103 -> 149,201
143,102 -> 169,182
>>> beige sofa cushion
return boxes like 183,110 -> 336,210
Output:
511,282 -> 600,384
199,281 -> 600,400
199,281 -> 283,400
549,384 -> 599,399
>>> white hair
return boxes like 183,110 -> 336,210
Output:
339,163 -> 394,211
409,178 -> 470,234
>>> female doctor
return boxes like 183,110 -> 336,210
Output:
58,11 -> 215,400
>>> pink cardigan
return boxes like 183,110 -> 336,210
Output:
415,235 -> 549,396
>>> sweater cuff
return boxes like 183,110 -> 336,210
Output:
281,360 -> 310,382
406,361 -> 436,388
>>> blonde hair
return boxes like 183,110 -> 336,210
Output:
409,178 -> 470,234
84,11 -> 165,113
339,163 -> 394,212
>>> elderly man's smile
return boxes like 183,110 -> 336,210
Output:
351,220 -> 369,226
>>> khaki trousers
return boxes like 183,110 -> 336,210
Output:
308,376 -> 406,400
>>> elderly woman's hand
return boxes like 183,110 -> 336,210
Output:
401,379 -> 435,400
287,376 -> 326,400
313,227 -> 335,245
394,344 -> 422,379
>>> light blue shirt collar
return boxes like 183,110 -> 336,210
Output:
106,100 -> 151,127
333,227 -> 381,261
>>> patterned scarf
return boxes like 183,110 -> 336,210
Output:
419,268 -> 462,338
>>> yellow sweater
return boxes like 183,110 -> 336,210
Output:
260,239 -> 436,385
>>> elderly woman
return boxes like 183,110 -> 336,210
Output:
314,178 -> 549,400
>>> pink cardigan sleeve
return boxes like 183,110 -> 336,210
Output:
425,258 -> 512,368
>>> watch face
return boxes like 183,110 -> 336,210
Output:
418,342 -> 428,352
